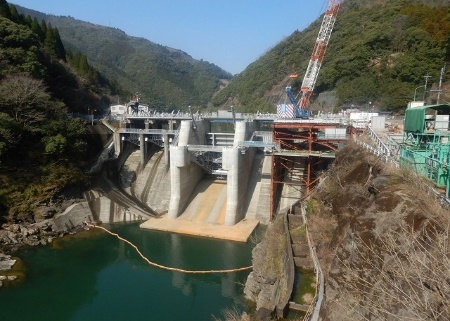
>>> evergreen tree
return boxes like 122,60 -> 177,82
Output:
43,24 -> 65,60
31,17 -> 44,41
53,28 -> 66,60
0,0 -> 11,20
23,14 -> 32,27
44,24 -> 56,56
40,20 -> 47,37
8,4 -> 19,22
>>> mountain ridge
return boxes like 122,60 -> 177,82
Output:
212,0 -> 450,113
14,4 -> 233,111
14,0 -> 450,114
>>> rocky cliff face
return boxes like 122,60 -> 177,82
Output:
309,143 -> 450,320
244,213 -> 291,320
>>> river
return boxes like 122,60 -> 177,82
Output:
0,223 -> 257,321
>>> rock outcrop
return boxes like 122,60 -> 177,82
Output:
244,212 -> 293,320
0,221 -> 82,253
309,143 -> 450,320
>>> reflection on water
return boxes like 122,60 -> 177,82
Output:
0,223 -> 256,321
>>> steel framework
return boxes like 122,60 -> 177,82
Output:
270,122 -> 348,218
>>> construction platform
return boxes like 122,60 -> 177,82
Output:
140,216 -> 259,243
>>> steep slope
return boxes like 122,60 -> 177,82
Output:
212,0 -> 450,113
307,142 -> 450,320
15,5 -> 233,110
0,2 -> 120,222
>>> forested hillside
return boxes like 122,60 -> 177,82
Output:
212,0 -> 450,113
15,5 -> 233,111
0,0 -> 118,222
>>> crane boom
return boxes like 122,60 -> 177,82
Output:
296,0 -> 343,113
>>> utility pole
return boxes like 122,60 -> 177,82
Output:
437,64 -> 446,104
423,72 -> 432,102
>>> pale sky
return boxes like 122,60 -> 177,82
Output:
10,0 -> 327,74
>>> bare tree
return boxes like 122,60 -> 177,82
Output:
334,221 -> 450,321
0,74 -> 64,132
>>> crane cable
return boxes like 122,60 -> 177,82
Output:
84,222 -> 253,274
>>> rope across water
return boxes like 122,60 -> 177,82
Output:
84,222 -> 253,274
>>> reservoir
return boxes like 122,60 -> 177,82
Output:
0,223 -> 256,321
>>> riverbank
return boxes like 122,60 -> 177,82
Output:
0,202 -> 94,287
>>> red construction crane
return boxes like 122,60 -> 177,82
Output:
287,0 -> 343,117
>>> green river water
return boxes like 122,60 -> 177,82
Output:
0,223 -> 256,321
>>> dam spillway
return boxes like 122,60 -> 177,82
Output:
178,178 -> 227,224
104,114 -> 348,241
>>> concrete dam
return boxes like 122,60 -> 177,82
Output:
82,116 -> 275,241
81,113 -> 346,241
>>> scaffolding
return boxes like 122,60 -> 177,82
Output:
270,121 -> 348,217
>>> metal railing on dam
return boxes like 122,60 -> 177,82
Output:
114,112 -> 355,124
186,145 -> 223,152
118,128 -> 178,135
122,111 -> 279,121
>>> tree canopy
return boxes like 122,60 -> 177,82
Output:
212,0 -> 450,113
0,2 -> 115,221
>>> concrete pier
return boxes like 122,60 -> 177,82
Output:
167,146 -> 203,218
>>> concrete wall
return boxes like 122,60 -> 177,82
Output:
255,155 -> 272,224
52,202 -> 93,231
167,119 -> 211,218
113,132 -> 121,157
132,151 -> 171,215
167,146 -> 204,218
233,120 -> 254,147
222,145 -> 256,225
111,119 -> 268,226
177,120 -> 210,146
233,121 -> 246,147
245,154 -> 272,224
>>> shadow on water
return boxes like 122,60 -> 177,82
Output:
0,223 -> 256,321
0,228 -> 116,321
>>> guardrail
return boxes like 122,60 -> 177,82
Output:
118,128 -> 178,134
300,205 -> 324,321
239,141 -> 276,148
367,126 -> 391,156
355,139 -> 399,167
274,149 -> 336,158
358,130 -> 450,208
356,127 -> 399,167
275,208 -> 296,318
186,145 -> 223,152
275,118 -> 346,125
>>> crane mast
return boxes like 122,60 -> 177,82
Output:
295,0 -> 343,115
